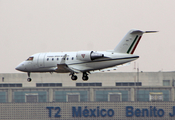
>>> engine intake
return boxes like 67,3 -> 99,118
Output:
76,51 -> 104,61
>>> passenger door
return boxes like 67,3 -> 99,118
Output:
37,53 -> 46,67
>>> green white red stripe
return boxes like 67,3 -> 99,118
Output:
127,35 -> 142,54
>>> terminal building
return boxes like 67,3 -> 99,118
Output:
0,72 -> 175,120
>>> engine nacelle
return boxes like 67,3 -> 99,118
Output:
76,51 -> 104,61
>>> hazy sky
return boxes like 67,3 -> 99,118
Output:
1,0 -> 175,73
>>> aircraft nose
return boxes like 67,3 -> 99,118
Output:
15,63 -> 25,71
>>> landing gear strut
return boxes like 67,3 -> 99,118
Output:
27,72 -> 32,82
70,72 -> 78,81
82,72 -> 89,81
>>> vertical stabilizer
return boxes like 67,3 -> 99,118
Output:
114,29 -> 157,54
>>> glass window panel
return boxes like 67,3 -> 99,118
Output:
55,90 -> 88,102
56,83 -> 62,86
89,83 -> 95,86
129,83 -> 135,86
96,83 -> 102,86
36,83 -> 42,87
163,80 -> 170,86
83,83 -> 88,86
9,84 -> 15,87
0,92 -> 6,103
2,84 -> 8,87
123,83 -> 128,86
76,83 -> 82,86
16,84 -> 22,87
122,98 -> 128,101
43,83 -> 49,87
136,82 -> 142,86
50,83 -> 55,87
116,83 -> 122,86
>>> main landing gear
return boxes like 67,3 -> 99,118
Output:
70,72 -> 78,81
82,72 -> 88,81
70,72 -> 89,81
27,72 -> 32,82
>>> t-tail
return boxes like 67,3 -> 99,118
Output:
114,29 -> 157,54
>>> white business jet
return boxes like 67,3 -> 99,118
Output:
15,29 -> 157,82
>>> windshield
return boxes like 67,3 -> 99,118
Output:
26,57 -> 34,61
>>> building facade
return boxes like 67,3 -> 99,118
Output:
0,72 -> 175,119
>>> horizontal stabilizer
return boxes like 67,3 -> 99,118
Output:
144,31 -> 158,33
130,30 -> 158,34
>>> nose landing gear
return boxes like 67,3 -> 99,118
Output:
27,72 -> 32,82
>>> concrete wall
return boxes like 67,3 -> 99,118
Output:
0,72 -> 175,87
0,102 -> 175,120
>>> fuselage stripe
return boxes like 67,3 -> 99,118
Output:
68,56 -> 139,65
131,36 -> 142,54
127,35 -> 138,54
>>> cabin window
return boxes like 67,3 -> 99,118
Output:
67,58 -> 69,60
63,58 -> 65,60
26,57 -> 34,61
57,58 -> 59,61
72,57 -> 74,60
47,58 -> 49,61
52,58 -> 54,61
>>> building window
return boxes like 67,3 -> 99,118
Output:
173,80 -> 175,86
66,93 -> 80,102
116,82 -> 142,86
0,92 -> 7,103
76,83 -> 102,86
14,91 -> 47,103
149,92 -> 163,102
108,92 -> 122,102
96,90 -> 128,102
0,84 -> 22,87
25,93 -> 38,103
36,83 -> 62,87
54,91 -> 88,102
136,89 -> 170,102
163,80 -> 170,86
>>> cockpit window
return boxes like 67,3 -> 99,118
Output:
26,57 -> 34,61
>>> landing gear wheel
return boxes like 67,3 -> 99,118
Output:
82,72 -> 89,81
27,72 -> 32,82
27,78 -> 32,82
82,76 -> 88,81
71,75 -> 78,81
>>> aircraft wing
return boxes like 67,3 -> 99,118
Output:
55,54 -> 81,73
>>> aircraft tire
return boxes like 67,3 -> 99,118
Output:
71,75 -> 77,81
82,76 -> 88,81
27,78 -> 32,82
